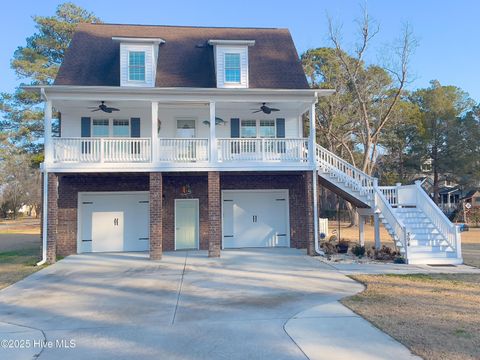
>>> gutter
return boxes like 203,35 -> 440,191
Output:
312,168 -> 325,256
37,88 -> 48,266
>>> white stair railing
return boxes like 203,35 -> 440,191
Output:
414,181 -> 461,258
315,144 -> 375,199
378,186 -> 398,206
374,182 -> 408,259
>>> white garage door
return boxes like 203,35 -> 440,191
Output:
79,192 -> 149,253
222,190 -> 289,249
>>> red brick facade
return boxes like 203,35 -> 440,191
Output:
50,171 -> 316,259
46,173 -> 58,264
304,171 -> 315,255
149,172 -> 163,260
208,172 -> 221,257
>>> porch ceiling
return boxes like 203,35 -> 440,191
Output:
53,99 -> 310,116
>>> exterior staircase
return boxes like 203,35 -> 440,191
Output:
315,144 -> 462,265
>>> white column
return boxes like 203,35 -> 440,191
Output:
151,101 -> 159,163
209,101 -> 217,163
308,102 -> 316,166
359,215 -> 365,247
374,212 -> 381,249
44,100 -> 53,163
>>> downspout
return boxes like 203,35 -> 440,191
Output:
37,87 -> 48,266
313,169 -> 324,256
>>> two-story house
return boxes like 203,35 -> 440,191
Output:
29,23 -> 462,265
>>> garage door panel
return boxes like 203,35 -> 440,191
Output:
223,190 -> 289,249
79,192 -> 149,253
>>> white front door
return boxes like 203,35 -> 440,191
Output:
176,119 -> 196,138
222,190 -> 289,248
175,199 -> 199,250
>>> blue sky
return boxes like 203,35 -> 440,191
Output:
1,0 -> 479,102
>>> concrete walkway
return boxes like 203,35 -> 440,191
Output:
0,249 -> 419,359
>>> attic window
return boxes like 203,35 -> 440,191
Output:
224,53 -> 241,83
128,51 -> 146,81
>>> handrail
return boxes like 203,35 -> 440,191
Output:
374,184 -> 409,260
414,181 -> 460,256
315,144 -> 375,200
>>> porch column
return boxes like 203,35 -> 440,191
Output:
305,171 -> 315,255
46,173 -> 58,264
308,102 -> 316,165
208,171 -> 221,257
373,211 -> 381,250
359,215 -> 365,247
44,99 -> 53,163
150,172 -> 163,260
151,101 -> 159,163
209,102 -> 217,163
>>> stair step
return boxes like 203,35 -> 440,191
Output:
408,245 -> 454,252
407,251 -> 457,259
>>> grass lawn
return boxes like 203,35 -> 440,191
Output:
0,218 -> 42,290
329,222 -> 480,267
0,248 -> 44,290
342,273 -> 480,360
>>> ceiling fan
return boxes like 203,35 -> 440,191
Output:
251,103 -> 280,114
88,101 -> 120,113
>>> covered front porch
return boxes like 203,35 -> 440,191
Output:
39,86 -> 329,171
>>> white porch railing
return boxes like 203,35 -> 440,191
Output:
52,138 -> 151,163
378,186 -> 398,206
217,138 -> 308,162
158,138 -> 209,162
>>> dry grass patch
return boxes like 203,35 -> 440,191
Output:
0,248 -> 43,290
342,273 -> 480,360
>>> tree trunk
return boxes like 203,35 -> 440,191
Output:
346,202 -> 358,227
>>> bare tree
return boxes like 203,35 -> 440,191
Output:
327,7 -> 416,175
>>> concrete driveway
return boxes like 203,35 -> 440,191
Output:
0,249 -> 418,360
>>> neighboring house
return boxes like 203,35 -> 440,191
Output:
438,186 -> 462,215
28,23 -> 462,265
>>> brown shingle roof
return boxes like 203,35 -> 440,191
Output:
54,23 -> 309,89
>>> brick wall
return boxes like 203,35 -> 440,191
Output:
208,172 -> 221,257
149,172 -> 163,260
304,171 -> 315,255
57,173 -> 149,256
162,174 -> 208,251
221,172 -> 308,249
55,171 -> 313,257
46,173 -> 58,263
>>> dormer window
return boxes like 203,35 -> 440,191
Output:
208,39 -> 255,89
113,36 -> 165,87
128,51 -> 146,81
224,53 -> 241,83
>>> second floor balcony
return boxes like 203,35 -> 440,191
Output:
37,86 -> 324,172
51,137 -> 309,166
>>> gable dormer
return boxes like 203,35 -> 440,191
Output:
208,40 -> 255,89
113,37 -> 165,87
